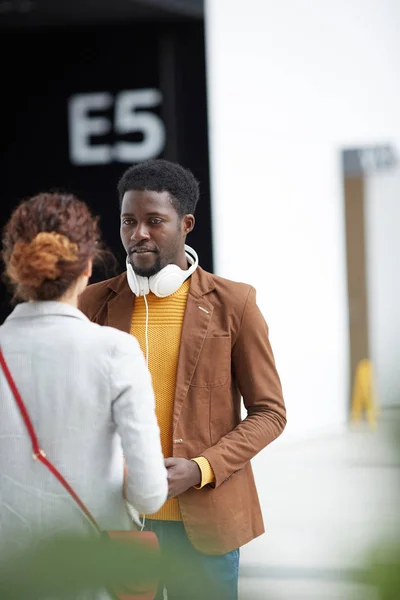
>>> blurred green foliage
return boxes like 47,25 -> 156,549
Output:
0,531 -> 220,599
363,539 -> 400,600
1,421 -> 399,598
0,529 -> 399,599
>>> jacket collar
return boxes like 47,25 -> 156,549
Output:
5,301 -> 89,322
187,266 -> 215,299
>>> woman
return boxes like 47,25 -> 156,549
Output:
0,192 -> 167,557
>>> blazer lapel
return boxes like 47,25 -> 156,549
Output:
104,268 -> 215,428
173,268 -> 215,430
107,275 -> 134,334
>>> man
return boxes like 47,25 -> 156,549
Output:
79,159 -> 286,599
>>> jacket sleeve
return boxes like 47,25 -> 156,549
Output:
201,287 -> 286,488
108,333 -> 168,513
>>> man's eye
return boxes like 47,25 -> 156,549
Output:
150,219 -> 163,225
122,219 -> 134,226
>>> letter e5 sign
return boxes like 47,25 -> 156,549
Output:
68,89 -> 166,166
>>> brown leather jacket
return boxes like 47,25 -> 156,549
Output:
78,266 -> 286,554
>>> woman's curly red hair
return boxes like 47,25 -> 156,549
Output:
2,192 -> 101,301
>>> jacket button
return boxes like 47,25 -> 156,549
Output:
173,439 -> 184,444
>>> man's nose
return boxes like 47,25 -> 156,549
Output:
131,223 -> 150,242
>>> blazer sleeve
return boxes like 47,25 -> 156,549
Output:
201,286 -> 286,488
108,333 -> 168,513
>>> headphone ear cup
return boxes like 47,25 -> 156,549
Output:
135,275 -> 150,296
150,265 -> 184,298
126,261 -> 150,296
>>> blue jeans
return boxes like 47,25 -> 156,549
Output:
144,520 -> 239,600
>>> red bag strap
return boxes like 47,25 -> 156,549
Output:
0,347 -> 101,533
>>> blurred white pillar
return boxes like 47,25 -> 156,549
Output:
204,0 -> 400,438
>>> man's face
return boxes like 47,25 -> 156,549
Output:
120,190 -> 194,278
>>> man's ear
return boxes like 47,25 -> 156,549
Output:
183,214 -> 195,235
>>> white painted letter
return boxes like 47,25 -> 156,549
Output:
68,92 -> 113,165
113,89 -> 166,163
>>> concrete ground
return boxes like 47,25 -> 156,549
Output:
239,407 -> 400,599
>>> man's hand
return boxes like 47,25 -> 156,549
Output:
165,458 -> 201,499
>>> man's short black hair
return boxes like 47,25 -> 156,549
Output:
117,159 -> 200,217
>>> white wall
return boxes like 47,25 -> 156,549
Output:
365,168 -> 400,406
205,0 -> 400,439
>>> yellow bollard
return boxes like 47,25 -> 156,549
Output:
350,359 -> 379,427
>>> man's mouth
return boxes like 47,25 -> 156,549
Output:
130,248 -> 156,254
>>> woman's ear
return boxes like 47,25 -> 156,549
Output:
83,260 -> 93,278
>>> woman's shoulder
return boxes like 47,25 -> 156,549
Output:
81,318 -> 141,357
66,319 -> 145,385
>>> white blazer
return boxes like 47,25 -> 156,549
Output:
0,301 -> 167,559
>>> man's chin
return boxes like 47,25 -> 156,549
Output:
133,267 -> 160,278
130,259 -> 161,279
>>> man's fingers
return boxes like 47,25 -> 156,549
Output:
164,457 -> 176,468
167,481 -> 176,499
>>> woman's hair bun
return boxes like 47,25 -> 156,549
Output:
2,191 -> 103,302
7,232 -> 78,289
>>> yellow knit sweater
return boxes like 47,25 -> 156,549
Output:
130,279 -> 214,521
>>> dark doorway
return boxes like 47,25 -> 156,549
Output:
0,2 -> 211,323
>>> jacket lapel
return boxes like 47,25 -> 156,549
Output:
173,268 -> 215,430
104,268 -> 215,428
107,274 -> 134,334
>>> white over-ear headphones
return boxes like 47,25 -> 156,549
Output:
126,244 -> 198,298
